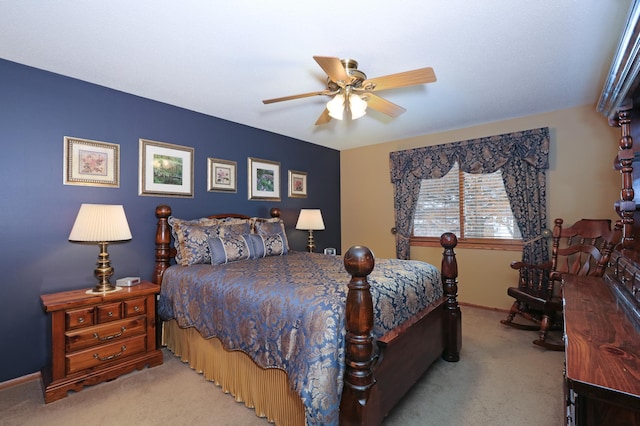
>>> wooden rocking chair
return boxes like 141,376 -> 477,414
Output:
500,218 -> 622,350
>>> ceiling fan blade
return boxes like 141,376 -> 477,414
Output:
313,56 -> 349,84
315,108 -> 332,125
365,93 -> 406,117
263,90 -> 331,104
363,67 -> 436,91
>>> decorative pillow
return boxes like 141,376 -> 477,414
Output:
208,235 -> 251,265
168,216 -> 221,266
243,234 -> 266,259
174,223 -> 223,266
219,222 -> 251,238
218,217 -> 252,226
244,233 -> 288,258
250,216 -> 280,232
254,219 -> 289,251
168,216 -> 220,235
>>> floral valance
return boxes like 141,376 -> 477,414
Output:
390,127 -> 549,182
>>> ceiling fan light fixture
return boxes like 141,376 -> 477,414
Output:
349,93 -> 367,120
327,93 -> 345,120
263,56 -> 437,125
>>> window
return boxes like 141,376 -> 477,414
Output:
412,162 -> 522,249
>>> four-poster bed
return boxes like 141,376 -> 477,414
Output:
152,204 -> 461,425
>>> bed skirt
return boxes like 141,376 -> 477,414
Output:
162,319 -> 306,426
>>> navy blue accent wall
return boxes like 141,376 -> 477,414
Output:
0,59 -> 340,382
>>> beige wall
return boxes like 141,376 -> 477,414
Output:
340,104 -> 621,310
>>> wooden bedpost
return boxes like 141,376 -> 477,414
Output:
154,204 -> 172,286
440,232 -> 461,362
269,207 -> 281,218
340,245 -> 377,426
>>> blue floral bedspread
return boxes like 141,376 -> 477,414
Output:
158,251 -> 442,425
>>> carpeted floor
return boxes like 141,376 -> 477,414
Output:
0,306 -> 565,425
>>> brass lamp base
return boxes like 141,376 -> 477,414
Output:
306,230 -> 316,253
89,241 -> 121,293
87,285 -> 121,294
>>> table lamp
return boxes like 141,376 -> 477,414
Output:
296,209 -> 325,252
69,204 -> 132,293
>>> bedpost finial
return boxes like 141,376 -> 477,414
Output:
270,207 -> 281,218
439,232 -> 458,250
156,204 -> 171,218
344,245 -> 375,277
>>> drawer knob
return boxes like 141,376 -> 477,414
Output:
93,345 -> 126,362
108,311 -> 113,317
78,317 -> 85,323
134,306 -> 140,312
93,327 -> 126,341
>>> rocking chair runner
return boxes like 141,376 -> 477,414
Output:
501,218 -> 622,351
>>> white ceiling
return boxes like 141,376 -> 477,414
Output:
0,1 -> 632,151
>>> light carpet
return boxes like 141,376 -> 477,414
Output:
0,306 -> 565,425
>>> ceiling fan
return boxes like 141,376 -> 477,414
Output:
262,56 -> 437,125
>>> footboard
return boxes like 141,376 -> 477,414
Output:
339,233 -> 460,426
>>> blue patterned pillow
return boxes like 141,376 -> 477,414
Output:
244,233 -> 288,258
168,216 -> 220,266
208,235 -> 251,265
219,222 -> 251,238
254,219 -> 289,251
250,216 -> 280,230
174,223 -> 222,266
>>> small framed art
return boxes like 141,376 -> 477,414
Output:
288,170 -> 307,198
139,139 -> 194,197
63,136 -> 120,188
248,157 -> 280,201
207,158 -> 237,192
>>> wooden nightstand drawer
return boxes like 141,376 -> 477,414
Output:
124,297 -> 146,317
65,316 -> 146,352
66,307 -> 95,329
65,334 -> 147,375
97,302 -> 122,323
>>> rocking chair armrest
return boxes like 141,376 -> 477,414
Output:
549,270 -> 564,282
510,260 -> 553,271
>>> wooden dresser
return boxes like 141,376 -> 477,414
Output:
563,268 -> 640,425
41,281 -> 163,403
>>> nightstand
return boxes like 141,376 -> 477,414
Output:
40,281 -> 163,403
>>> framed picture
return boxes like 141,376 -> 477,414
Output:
288,170 -> 307,198
63,136 -> 120,187
207,158 -> 237,192
139,139 -> 194,197
248,157 -> 280,201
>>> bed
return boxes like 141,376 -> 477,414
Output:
152,204 -> 461,426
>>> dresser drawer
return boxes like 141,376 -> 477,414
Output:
65,316 -> 146,352
65,334 -> 147,375
124,297 -> 146,317
97,302 -> 122,323
66,307 -> 95,330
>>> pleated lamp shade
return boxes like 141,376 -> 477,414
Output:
69,204 -> 132,242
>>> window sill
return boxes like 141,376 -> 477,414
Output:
410,237 -> 524,251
